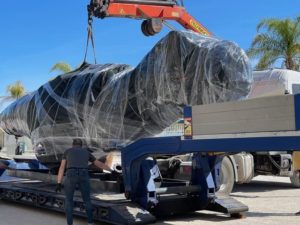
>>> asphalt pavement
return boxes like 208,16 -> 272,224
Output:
0,175 -> 299,225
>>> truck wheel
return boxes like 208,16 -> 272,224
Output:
218,156 -> 235,195
290,170 -> 300,188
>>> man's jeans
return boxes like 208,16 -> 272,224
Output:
64,168 -> 93,225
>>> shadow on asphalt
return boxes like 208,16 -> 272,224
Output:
156,211 -> 238,224
232,180 -> 296,193
1,200 -> 112,225
246,211 -> 298,217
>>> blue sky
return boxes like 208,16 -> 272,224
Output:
0,0 -> 299,97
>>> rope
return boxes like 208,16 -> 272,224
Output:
83,17 -> 97,64
162,20 -> 176,31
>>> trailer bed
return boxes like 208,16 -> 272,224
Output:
0,179 -> 156,225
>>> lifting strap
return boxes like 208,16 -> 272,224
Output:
83,16 -> 97,64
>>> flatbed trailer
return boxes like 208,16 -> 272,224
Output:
1,93 -> 300,225
0,171 -> 247,224
0,179 -> 155,225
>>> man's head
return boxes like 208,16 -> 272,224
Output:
72,138 -> 83,147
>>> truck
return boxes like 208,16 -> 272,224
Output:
2,1 -> 295,224
2,69 -> 300,196
2,92 -> 300,224
225,69 -> 300,193
161,69 -> 300,194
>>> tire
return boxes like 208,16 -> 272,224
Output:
217,156 -> 235,195
290,170 -> 300,188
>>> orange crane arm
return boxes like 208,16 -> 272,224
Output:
89,0 -> 211,36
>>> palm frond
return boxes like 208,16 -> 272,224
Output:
255,52 -> 281,70
6,81 -> 26,99
50,62 -> 72,74
249,16 -> 300,71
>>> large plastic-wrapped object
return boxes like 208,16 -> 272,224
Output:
0,31 -> 252,167
249,69 -> 300,98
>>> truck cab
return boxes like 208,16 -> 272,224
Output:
223,69 -> 300,193
249,69 -> 300,98
157,69 -> 300,195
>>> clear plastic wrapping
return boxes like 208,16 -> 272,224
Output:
0,31 -> 252,166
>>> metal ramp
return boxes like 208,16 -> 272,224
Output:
0,178 -> 249,224
207,195 -> 249,215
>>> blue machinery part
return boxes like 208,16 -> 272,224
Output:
121,136 -> 253,215
121,132 -> 300,216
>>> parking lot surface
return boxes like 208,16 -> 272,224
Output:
0,176 -> 299,225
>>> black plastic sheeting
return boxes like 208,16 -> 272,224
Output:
0,31 -> 252,166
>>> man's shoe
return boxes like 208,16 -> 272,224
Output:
295,211 -> 300,216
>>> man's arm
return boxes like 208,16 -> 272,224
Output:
57,159 -> 66,184
0,160 -> 10,169
0,163 -> 8,169
93,159 -> 113,172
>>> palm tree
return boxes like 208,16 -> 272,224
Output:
247,16 -> 300,70
6,81 -> 26,99
50,62 -> 73,74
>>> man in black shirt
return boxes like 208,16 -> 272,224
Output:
56,138 -> 113,225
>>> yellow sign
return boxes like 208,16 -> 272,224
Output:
189,19 -> 209,35
293,151 -> 300,170
184,117 -> 192,137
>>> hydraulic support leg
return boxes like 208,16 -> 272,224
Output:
121,136 -> 249,216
